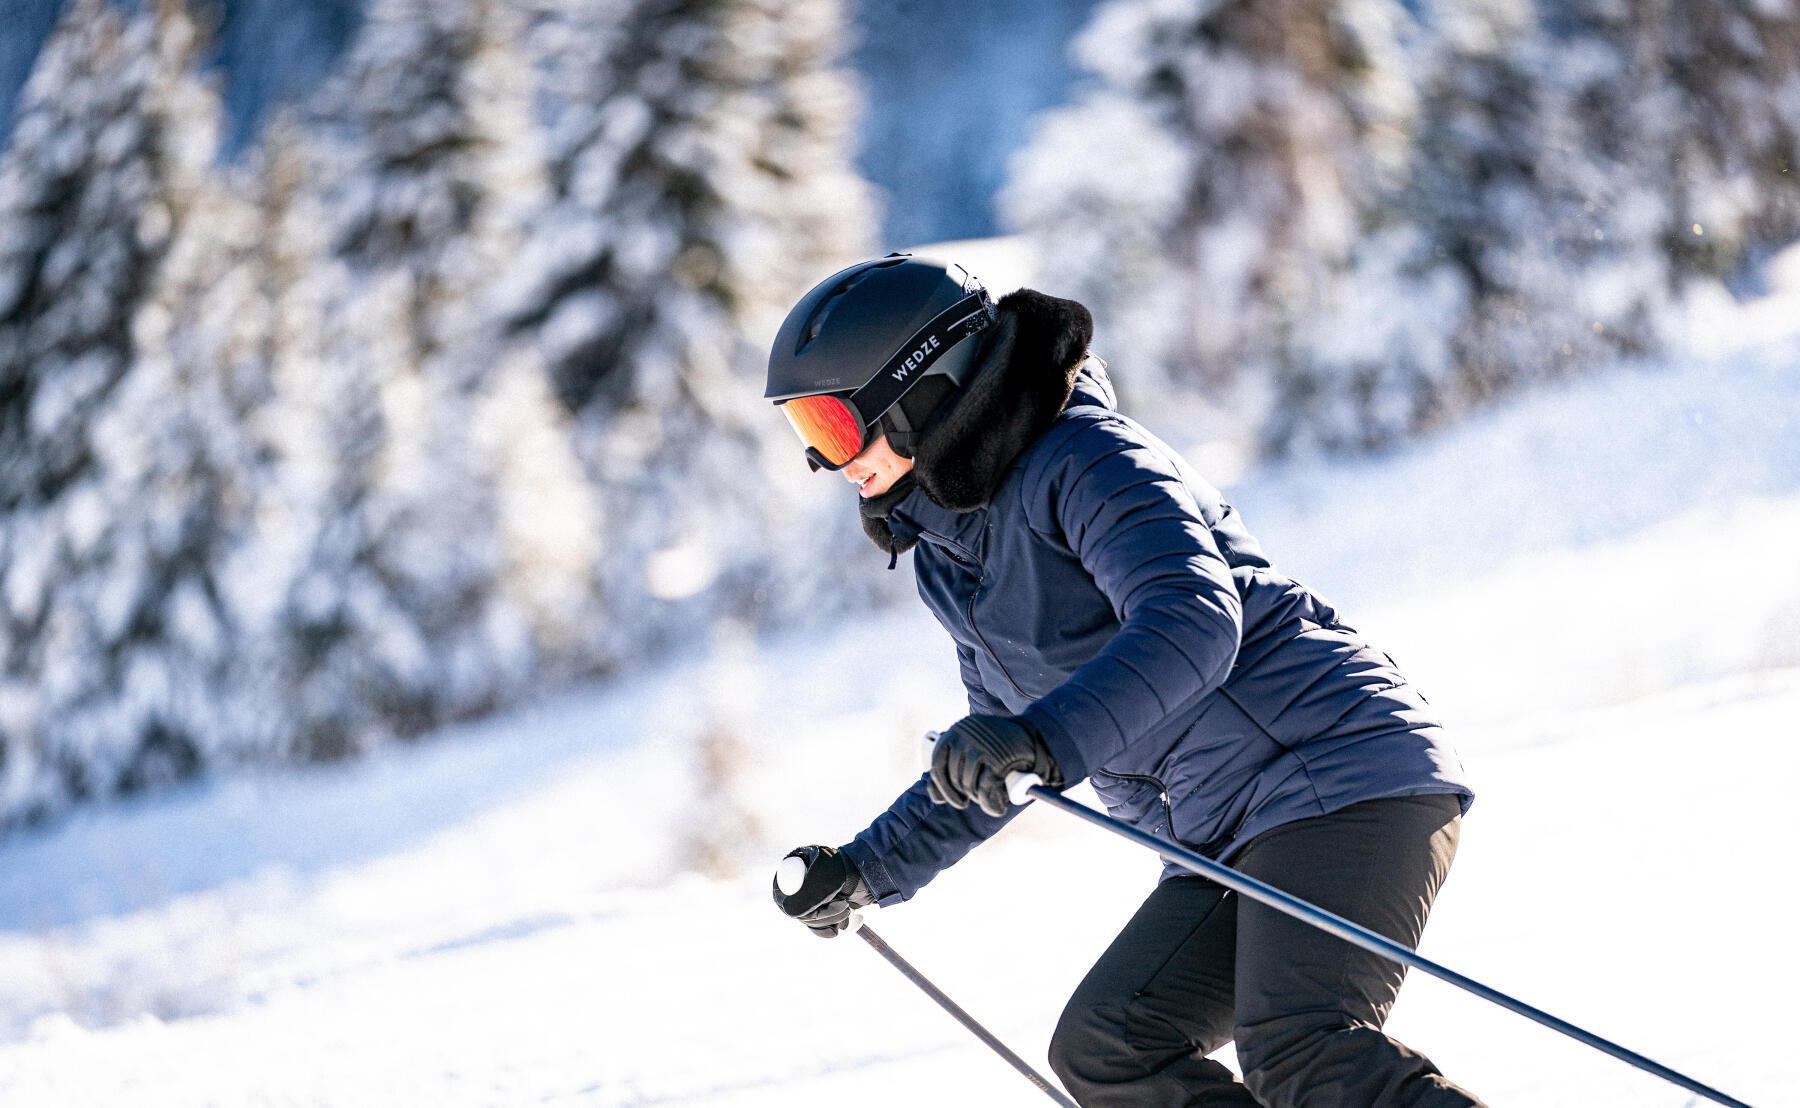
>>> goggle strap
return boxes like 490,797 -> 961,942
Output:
844,291 -> 993,427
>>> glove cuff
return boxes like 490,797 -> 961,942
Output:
843,868 -> 873,912
1019,719 -> 1063,789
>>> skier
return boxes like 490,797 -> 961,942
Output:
767,255 -> 1485,1107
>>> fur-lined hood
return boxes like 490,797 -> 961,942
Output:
860,289 -> 1099,557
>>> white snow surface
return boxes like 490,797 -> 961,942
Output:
1,260 -> 1798,1105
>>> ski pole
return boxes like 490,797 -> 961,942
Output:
999,771 -> 1757,1108
776,853 -> 1075,1104
851,917 -> 1078,1107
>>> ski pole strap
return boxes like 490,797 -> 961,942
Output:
1017,784 -> 1757,1108
855,923 -> 1077,1107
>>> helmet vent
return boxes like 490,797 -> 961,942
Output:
797,270 -> 871,354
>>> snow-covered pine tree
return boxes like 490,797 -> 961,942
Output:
1009,0 -> 1800,457
98,159 -> 284,785
1260,0 -> 1557,454
1383,0 -> 1800,446
262,0 -> 554,758
1436,0 -> 1687,408
140,115 -> 341,771
1565,0 -> 1800,286
500,0 -> 875,664
0,0 -> 229,827
1002,0 -> 1421,454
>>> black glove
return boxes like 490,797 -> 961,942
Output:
772,845 -> 874,938
927,714 -> 1062,818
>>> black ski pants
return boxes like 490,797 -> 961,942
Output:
1047,793 -> 1486,1107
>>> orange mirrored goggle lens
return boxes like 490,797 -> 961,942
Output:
780,394 -> 866,468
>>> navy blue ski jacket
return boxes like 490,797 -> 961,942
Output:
840,292 -> 1472,906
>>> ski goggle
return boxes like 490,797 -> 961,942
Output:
777,290 -> 994,471
780,393 -> 868,470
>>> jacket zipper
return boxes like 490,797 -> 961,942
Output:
919,529 -> 1031,702
966,590 -> 1029,701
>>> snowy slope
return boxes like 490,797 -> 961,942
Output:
0,260 -> 1796,1105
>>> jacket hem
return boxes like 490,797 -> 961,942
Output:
1205,782 -> 1477,871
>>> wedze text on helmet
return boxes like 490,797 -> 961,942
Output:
893,334 -> 942,382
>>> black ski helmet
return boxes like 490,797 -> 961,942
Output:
766,254 -> 993,462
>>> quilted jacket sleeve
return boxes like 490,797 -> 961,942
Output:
843,775 -> 1019,904
1016,415 -> 1244,783
837,645 -> 1018,904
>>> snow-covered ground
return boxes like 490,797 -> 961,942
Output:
1,259 -> 1797,1105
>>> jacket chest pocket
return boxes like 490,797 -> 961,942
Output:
917,531 -> 985,610
920,530 -> 981,569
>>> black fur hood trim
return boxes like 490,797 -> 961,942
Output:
912,289 -> 1093,514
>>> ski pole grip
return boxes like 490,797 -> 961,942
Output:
1006,771 -> 1043,806
919,729 -> 942,770
776,854 -> 809,896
